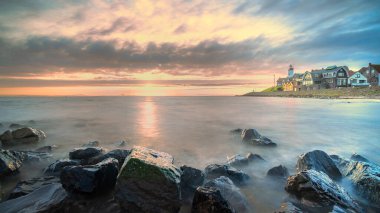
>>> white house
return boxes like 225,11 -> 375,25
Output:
349,72 -> 369,87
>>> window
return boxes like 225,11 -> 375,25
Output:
356,74 -> 360,78
352,79 -> 357,83
338,72 -> 344,77
359,80 -> 366,83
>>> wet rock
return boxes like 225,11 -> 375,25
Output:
44,159 -> 81,176
82,140 -> 100,147
0,149 -> 23,176
230,128 -> 242,134
35,145 -> 57,153
86,149 -> 130,168
18,150 -> 52,162
61,158 -> 119,194
69,147 -> 104,162
227,152 -> 264,167
0,127 -> 46,145
350,153 -> 368,162
205,176 -> 250,212
115,146 -> 181,212
276,201 -> 303,213
205,164 -> 250,185
116,140 -> 126,147
335,157 -> 380,205
267,165 -> 289,179
285,170 -> 360,212
296,150 -> 341,180
191,186 -> 235,213
8,176 -> 60,199
241,128 -> 277,146
180,165 -> 205,202
0,183 -> 67,213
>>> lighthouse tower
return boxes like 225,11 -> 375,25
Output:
288,64 -> 294,78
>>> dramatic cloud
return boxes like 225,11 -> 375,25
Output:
0,0 -> 379,94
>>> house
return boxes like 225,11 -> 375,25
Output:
283,81 -> 293,91
292,73 -> 304,91
276,65 -> 297,87
359,63 -> 380,86
277,77 -> 288,87
349,72 -> 369,87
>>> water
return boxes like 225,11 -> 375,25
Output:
0,96 -> 379,212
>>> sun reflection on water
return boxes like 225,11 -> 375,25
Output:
138,97 -> 159,142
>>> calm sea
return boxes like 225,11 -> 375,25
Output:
0,96 -> 379,212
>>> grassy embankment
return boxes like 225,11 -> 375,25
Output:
244,86 -> 380,99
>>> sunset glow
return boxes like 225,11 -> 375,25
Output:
0,0 -> 379,96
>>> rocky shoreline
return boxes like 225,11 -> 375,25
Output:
0,125 -> 379,212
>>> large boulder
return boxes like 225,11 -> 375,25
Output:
60,158 -> 119,194
241,129 -> 276,146
191,186 -> 235,213
86,149 -> 130,168
285,170 -> 361,212
267,165 -> 289,179
180,165 -> 205,202
333,156 -> 380,205
0,183 -> 67,213
0,127 -> 46,145
115,146 -> 182,212
8,176 -> 60,199
350,153 -> 369,162
0,149 -> 24,176
69,147 -> 104,162
296,150 -> 341,180
44,159 -> 81,176
204,176 -> 250,212
205,164 -> 250,185
227,153 -> 264,167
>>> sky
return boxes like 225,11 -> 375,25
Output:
0,0 -> 379,96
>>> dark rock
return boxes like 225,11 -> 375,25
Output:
334,156 -> 380,205
44,159 -> 81,176
0,127 -> 46,145
267,165 -> 289,179
116,140 -> 126,147
227,152 -> 264,167
276,201 -> 303,213
8,176 -> 60,199
82,140 -> 100,147
0,149 -> 23,176
60,158 -> 119,194
241,128 -> 276,146
0,183 -> 67,213
296,150 -> 341,180
9,123 -> 24,129
191,186 -> 235,213
230,128 -> 242,134
205,164 -> 250,185
86,149 -> 130,168
35,145 -> 57,153
350,153 -> 368,162
180,165 -> 205,202
285,170 -> 361,212
204,176 -> 250,212
115,146 -> 181,212
69,147 -> 104,161
18,150 -> 52,162
28,120 -> 36,124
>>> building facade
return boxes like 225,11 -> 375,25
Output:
349,72 -> 369,87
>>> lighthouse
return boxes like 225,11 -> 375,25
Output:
288,64 -> 294,78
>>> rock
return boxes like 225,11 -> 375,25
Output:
18,151 -> 52,162
0,127 -> 46,145
115,146 -> 181,212
227,152 -> 264,167
0,149 -> 23,176
285,170 -> 361,212
205,164 -> 250,185
267,165 -> 289,179
69,147 -> 104,162
191,186 -> 235,213
230,128 -> 242,134
82,140 -> 100,147
296,150 -> 341,180
241,128 -> 276,146
44,159 -> 81,176
8,176 -> 60,199
180,165 -> 205,202
336,157 -> 380,205
60,158 -> 119,194
28,120 -> 36,124
276,201 -> 303,213
0,183 -> 67,213
9,123 -> 24,129
35,145 -> 57,153
350,153 -> 368,162
205,176 -> 250,212
86,149 -> 130,168
116,140 -> 126,147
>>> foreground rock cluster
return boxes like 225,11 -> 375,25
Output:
1,126 -> 379,213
